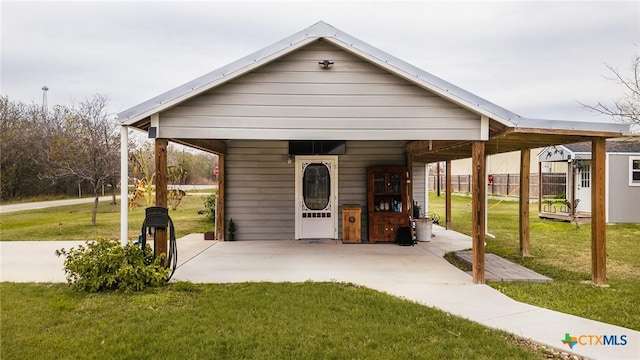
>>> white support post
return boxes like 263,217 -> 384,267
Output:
424,163 -> 429,214
120,125 -> 129,246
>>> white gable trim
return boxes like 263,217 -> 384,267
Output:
537,145 -> 574,162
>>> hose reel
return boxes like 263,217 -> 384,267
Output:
140,206 -> 177,280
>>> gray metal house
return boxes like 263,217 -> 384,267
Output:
117,21 -> 628,284
538,136 -> 640,223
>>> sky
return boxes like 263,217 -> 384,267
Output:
1,0 -> 639,124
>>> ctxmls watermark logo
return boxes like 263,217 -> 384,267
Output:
562,333 -> 627,349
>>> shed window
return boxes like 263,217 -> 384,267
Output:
580,164 -> 591,188
630,157 -> 640,186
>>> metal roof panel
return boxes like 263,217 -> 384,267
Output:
518,117 -> 629,134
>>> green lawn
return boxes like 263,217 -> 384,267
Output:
0,282 -> 546,360
2,191 -> 639,334
429,192 -> 640,330
0,194 -> 215,241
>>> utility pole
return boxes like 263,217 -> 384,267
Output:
41,85 -> 49,114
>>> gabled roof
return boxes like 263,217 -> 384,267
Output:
119,21 -> 524,126
118,21 -> 628,138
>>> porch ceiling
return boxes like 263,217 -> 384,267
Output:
172,139 -> 227,155
407,127 -> 624,163
128,118 -> 227,155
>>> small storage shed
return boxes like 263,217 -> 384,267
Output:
538,136 -> 640,223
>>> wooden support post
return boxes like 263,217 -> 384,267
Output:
538,162 -> 542,213
519,149 -> 531,257
436,162 -> 441,196
569,161 -> 576,217
471,142 -> 486,284
407,154 -> 414,216
445,160 -> 452,230
215,155 -> 225,241
591,138 -> 607,284
155,138 -> 168,263
506,174 -> 510,196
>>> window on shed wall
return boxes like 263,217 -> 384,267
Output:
581,164 -> 591,188
630,157 -> 640,186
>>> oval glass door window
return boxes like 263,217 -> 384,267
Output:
303,163 -> 330,210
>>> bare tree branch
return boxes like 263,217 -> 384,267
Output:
581,54 -> 640,127
43,94 -> 120,225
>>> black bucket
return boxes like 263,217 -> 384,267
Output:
145,206 -> 169,228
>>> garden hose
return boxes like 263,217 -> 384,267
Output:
140,216 -> 178,281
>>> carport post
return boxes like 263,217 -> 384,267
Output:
471,141 -> 486,284
120,125 -> 129,246
445,160 -> 452,230
215,154 -> 225,241
591,138 -> 607,284
155,138 -> 169,262
519,148 -> 531,257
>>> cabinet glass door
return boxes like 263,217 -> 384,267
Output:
388,173 -> 401,194
374,173 -> 386,194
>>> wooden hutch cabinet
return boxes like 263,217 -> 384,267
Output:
367,166 -> 409,243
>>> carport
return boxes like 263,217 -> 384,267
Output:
117,21 -> 628,284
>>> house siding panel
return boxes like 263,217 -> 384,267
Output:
608,154 -> 640,223
412,162 -> 426,215
160,40 -> 481,141
225,140 -> 406,240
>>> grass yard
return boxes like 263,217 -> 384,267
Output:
0,193 -> 216,241
0,282 -> 546,360
428,192 -> 640,331
2,191 -> 639,334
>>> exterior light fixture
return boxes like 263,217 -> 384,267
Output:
318,60 -> 334,69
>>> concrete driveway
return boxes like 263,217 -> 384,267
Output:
1,227 -> 638,360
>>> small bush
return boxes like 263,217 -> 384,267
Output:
55,238 -> 171,292
197,194 -> 216,223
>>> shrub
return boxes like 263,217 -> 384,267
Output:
55,238 -> 171,292
197,194 -> 216,223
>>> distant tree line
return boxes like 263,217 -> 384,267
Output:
1,95 -> 217,224
128,141 -> 218,187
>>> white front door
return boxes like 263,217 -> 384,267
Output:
295,156 -> 338,239
576,161 -> 591,213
